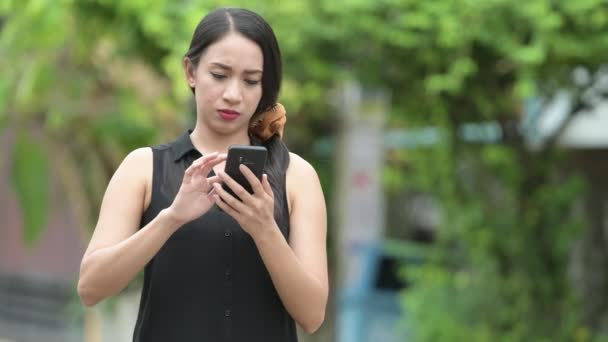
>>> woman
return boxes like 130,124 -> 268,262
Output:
77,7 -> 328,341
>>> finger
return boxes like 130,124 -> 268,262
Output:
198,153 -> 227,177
199,175 -> 222,193
206,175 -> 221,186
184,167 -> 195,182
213,182 -> 247,213
183,159 -> 203,183
217,171 -> 252,203
239,164 -> 264,195
213,194 -> 240,219
262,174 -> 273,198
186,152 -> 219,176
190,162 -> 214,182
186,154 -> 221,184
196,151 -> 219,164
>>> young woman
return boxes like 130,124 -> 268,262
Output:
77,7 -> 328,341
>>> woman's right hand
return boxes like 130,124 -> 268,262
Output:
165,152 -> 227,226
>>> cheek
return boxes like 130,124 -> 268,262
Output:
247,86 -> 263,105
196,80 -> 223,104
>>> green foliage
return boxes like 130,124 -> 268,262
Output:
401,140 -> 588,340
10,129 -> 49,247
0,111 -> 6,135
316,0 -> 608,340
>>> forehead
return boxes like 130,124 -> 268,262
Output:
201,32 -> 263,71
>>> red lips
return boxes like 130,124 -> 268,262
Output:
217,109 -> 240,121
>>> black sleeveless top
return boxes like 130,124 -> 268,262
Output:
133,130 -> 297,342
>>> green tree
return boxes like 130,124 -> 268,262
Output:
295,0 -> 607,340
0,0 -> 338,245
266,0 -> 608,340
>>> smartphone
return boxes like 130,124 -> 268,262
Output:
222,145 -> 267,200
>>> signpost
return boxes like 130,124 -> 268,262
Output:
333,81 -> 391,342
334,81 -> 388,292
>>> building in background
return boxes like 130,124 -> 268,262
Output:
0,130 -> 85,342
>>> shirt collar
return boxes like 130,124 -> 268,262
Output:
171,129 -> 262,162
171,129 -> 198,162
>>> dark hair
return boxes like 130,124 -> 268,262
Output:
185,8 -> 290,225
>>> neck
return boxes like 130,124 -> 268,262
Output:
190,123 -> 251,155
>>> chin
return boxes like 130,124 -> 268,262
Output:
213,122 -> 247,136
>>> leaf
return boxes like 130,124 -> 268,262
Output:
10,130 -> 50,247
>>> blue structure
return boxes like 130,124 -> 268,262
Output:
337,240 -> 428,342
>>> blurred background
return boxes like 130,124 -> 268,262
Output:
1,0 -> 608,341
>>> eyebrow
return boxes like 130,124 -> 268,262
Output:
210,62 -> 263,75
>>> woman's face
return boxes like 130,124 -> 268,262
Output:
185,32 -> 264,136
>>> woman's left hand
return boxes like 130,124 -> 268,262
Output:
212,165 -> 276,237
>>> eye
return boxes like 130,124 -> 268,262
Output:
244,79 -> 261,86
210,72 -> 227,80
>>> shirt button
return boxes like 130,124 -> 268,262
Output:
225,309 -> 231,317
224,231 -> 232,237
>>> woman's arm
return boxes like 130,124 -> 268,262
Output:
77,148 -> 174,306
254,155 -> 328,332
213,153 -> 328,334
78,148 -> 225,306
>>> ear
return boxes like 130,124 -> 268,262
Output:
183,57 -> 196,88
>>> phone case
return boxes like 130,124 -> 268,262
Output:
222,145 -> 267,200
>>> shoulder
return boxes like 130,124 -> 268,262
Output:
126,146 -> 153,160
121,147 -> 153,171
111,147 -> 153,189
286,152 -> 322,211
287,152 -> 318,180
111,147 -> 153,208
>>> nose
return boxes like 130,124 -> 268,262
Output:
222,79 -> 243,104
